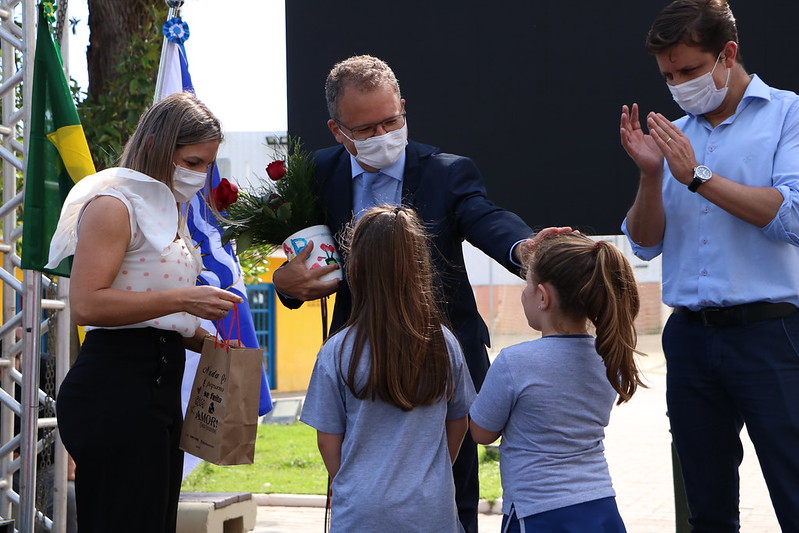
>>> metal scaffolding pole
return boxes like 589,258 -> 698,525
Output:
0,0 -> 71,531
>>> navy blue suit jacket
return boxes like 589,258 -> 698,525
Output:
286,140 -> 532,389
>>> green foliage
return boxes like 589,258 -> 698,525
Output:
221,138 -> 325,255
237,249 -> 272,285
75,4 -> 167,170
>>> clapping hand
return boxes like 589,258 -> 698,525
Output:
620,104 -> 665,179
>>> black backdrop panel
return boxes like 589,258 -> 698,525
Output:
286,1 -> 799,235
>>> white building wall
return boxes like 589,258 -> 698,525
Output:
216,131 -> 287,191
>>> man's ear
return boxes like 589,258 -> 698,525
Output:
327,119 -> 344,144
721,40 -> 738,67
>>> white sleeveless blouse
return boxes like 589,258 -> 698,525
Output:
47,167 -> 202,337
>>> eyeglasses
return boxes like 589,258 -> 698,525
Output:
334,113 -> 406,141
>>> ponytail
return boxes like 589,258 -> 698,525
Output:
528,234 -> 645,404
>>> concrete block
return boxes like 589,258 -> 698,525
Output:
177,492 -> 256,533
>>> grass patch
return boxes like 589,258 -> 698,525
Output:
182,423 -> 328,494
182,422 -> 502,500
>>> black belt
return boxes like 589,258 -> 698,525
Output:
674,302 -> 797,327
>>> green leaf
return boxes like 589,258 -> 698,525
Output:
276,203 -> 292,223
221,226 -> 237,246
236,231 -> 253,255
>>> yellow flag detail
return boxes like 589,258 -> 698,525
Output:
46,124 -> 96,184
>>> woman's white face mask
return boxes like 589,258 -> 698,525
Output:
668,54 -> 731,115
172,164 -> 207,203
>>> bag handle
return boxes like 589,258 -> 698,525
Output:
213,306 -> 241,352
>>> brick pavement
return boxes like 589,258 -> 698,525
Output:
251,334 -> 781,532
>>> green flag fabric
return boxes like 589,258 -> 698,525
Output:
21,3 -> 95,276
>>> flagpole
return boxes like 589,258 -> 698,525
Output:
153,2 -> 181,103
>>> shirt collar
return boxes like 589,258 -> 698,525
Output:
740,74 -> 770,104
349,150 -> 406,181
694,74 -> 770,128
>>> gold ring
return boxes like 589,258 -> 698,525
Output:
666,137 -> 673,144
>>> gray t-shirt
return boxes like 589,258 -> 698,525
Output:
301,326 -> 476,533
469,335 -> 618,518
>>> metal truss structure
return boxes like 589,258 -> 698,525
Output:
0,0 -> 69,531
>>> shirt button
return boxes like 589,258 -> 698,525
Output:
703,206 -> 710,213
161,356 -> 168,364
708,146 -> 716,152
159,336 -> 167,344
702,238 -> 708,244
156,376 -> 163,386
701,269 -> 708,276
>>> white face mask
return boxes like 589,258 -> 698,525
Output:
341,123 -> 408,169
172,164 -> 207,203
668,54 -> 731,115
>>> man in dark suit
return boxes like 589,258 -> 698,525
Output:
274,54 -> 566,532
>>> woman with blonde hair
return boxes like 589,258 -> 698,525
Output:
49,92 -> 242,533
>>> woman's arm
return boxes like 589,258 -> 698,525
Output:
69,196 -> 241,326
316,431 -> 343,479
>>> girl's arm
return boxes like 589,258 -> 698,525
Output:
317,431 -> 343,479
446,416 -> 468,465
469,419 -> 501,445
69,196 -> 241,326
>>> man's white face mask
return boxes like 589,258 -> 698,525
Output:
668,53 -> 730,115
341,123 -> 408,170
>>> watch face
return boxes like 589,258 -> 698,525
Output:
695,165 -> 712,181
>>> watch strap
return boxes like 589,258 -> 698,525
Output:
688,177 -> 704,192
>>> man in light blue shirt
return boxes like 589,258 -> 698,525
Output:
619,1 -> 799,531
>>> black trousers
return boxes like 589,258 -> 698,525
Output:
453,430 -> 480,533
57,328 -> 185,533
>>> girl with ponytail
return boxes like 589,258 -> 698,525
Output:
470,232 -> 644,532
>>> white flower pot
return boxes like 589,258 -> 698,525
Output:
281,224 -> 343,282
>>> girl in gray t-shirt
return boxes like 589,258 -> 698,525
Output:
470,233 -> 643,532
301,206 -> 476,533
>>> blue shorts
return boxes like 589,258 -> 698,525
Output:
501,497 -> 626,533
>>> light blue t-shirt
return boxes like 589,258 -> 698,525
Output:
469,335 -> 618,518
301,325 -> 476,533
622,75 -> 799,309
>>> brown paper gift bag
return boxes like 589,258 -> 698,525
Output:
180,336 -> 263,465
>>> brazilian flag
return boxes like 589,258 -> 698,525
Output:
21,2 -> 95,277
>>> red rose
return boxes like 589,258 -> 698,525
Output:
211,178 -> 238,211
266,160 -> 287,180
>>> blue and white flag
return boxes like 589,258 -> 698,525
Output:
156,36 -> 273,473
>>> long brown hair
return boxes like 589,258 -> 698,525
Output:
339,205 -> 452,411
527,233 -> 644,404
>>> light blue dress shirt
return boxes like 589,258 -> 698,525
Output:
350,152 -> 405,220
622,75 -> 799,309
